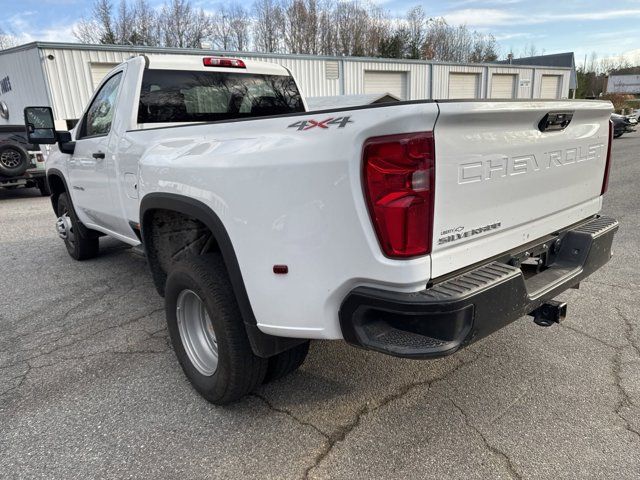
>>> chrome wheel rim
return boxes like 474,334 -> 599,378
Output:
176,289 -> 218,376
0,150 -> 21,168
56,213 -> 73,241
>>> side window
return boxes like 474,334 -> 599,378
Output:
80,72 -> 122,138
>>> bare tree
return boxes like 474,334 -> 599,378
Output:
522,43 -> 538,57
253,0 -> 285,53
74,0 -> 116,44
600,55 -> 631,74
333,1 -> 370,56
0,27 -> 18,50
71,0 -> 503,63
228,4 -> 251,51
405,6 -> 427,59
423,19 -> 497,63
211,7 -> 234,50
317,0 -> 337,55
470,32 -> 498,63
74,18 -> 101,44
160,0 -> 212,48
115,0 -> 135,44
131,0 -> 158,46
283,0 -> 320,54
211,4 -> 251,51
75,0 -> 157,45
365,4 -> 393,57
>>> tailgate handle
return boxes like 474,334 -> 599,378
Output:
538,111 -> 573,132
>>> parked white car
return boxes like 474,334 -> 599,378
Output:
25,54 -> 618,404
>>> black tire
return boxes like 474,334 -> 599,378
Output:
36,178 -> 50,196
56,193 -> 99,260
0,145 -> 30,177
165,254 -> 268,404
263,341 -> 310,383
614,132 -> 623,138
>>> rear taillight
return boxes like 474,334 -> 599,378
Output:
363,132 -> 435,258
601,119 -> 613,195
203,57 -> 246,68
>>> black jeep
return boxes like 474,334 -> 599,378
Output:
0,125 -> 48,195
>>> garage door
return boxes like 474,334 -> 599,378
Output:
490,74 -> 516,99
540,75 -> 561,99
90,63 -> 119,90
364,71 -> 407,100
448,73 -> 480,99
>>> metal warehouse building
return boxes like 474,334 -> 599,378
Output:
0,42 -> 572,129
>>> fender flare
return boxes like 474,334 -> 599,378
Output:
46,168 -> 70,214
139,192 -> 303,358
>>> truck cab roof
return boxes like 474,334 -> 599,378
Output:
142,54 -> 291,77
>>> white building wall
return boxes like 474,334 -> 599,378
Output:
40,46 -> 139,123
487,66 -> 534,99
532,68 -> 571,99
342,60 -> 430,100
432,64 -> 486,99
0,43 -> 574,125
0,47 -> 49,125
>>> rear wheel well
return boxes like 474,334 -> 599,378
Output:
139,195 -> 306,358
142,209 -> 221,296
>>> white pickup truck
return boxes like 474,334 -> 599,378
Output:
25,54 -> 618,404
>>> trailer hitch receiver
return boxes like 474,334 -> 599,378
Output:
528,300 -> 567,327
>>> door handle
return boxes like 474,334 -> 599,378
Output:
92,152 -> 105,159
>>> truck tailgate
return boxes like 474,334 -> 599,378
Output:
431,100 -> 612,278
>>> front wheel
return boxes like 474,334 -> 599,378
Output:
56,193 -> 99,260
165,254 -> 268,404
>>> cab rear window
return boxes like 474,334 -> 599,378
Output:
137,70 -> 305,124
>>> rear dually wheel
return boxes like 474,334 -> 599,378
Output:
165,254 -> 268,404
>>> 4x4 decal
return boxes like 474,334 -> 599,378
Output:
288,116 -> 353,131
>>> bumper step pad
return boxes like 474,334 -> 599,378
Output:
339,216 -> 618,359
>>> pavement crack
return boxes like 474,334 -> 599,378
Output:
251,393 -> 330,439
558,323 -> 618,350
583,279 -> 639,293
0,307 -> 165,395
0,344 -> 171,398
611,348 -> 640,441
488,389 -> 528,425
614,306 -> 640,359
0,362 -> 32,397
450,398 -> 522,479
302,353 -> 481,479
22,307 -> 164,361
110,349 -> 171,355
4,275 -> 143,352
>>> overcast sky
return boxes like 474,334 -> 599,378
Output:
5,0 -> 640,65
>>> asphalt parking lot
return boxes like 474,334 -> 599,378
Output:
1,132 -> 639,479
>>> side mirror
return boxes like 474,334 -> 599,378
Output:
57,131 -> 76,155
24,106 -> 57,144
